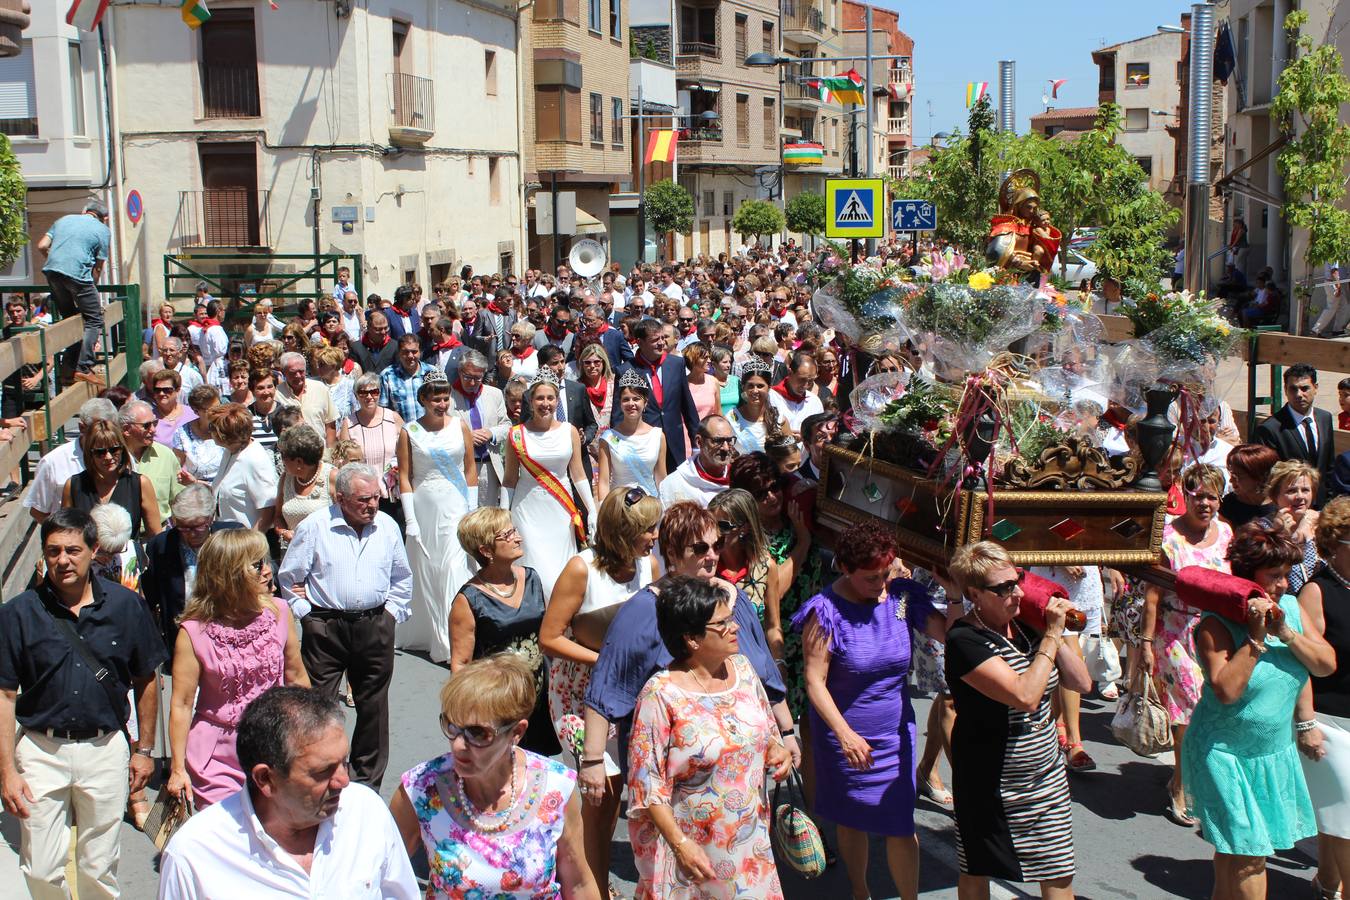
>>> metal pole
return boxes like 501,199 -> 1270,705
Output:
1183,2 -> 1215,296
864,5 -> 876,256
998,60 -> 1015,133
550,171 -> 560,271
636,84 -> 646,266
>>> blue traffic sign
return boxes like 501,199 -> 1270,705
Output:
126,190 -> 143,226
891,199 -> 936,232
825,179 -> 886,239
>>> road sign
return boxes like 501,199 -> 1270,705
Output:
825,178 -> 886,239
891,199 -> 936,232
126,190 -> 143,226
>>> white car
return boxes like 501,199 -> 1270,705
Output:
1055,247 -> 1098,286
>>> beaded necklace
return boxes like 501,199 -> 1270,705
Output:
446,749 -> 541,834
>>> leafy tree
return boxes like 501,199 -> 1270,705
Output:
1271,9 -> 1350,288
0,134 -> 26,271
785,191 -> 825,236
732,199 -> 786,243
643,179 -> 695,236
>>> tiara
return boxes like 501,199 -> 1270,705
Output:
529,370 -> 561,389
617,369 -> 649,390
423,369 -> 449,389
740,357 -> 773,379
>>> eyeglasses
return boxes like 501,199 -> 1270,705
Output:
751,484 -> 783,500
705,614 -> 738,635
250,558 -> 267,573
174,519 -> 211,533
131,419 -> 155,429
702,435 -> 735,447
690,539 -> 725,556
440,716 -> 512,748
152,386 -> 176,395
494,527 -> 519,543
715,518 -> 743,534
981,569 -> 1026,598
91,446 -> 122,458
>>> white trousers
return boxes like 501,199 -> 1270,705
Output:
15,730 -> 129,900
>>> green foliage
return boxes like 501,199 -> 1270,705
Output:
784,191 -> 826,236
0,135 -> 27,272
877,378 -> 958,443
731,199 -> 786,240
643,179 -> 695,236
967,94 -> 995,173
900,103 -> 1176,285
1271,10 -> 1350,275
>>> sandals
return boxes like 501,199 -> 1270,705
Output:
127,792 -> 151,831
1312,875 -> 1343,899
1099,682 -> 1120,701
918,778 -> 954,805
1066,742 -> 1096,773
1056,723 -> 1069,752
1163,797 -> 1197,827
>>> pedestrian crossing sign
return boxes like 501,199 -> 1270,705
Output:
825,178 -> 886,238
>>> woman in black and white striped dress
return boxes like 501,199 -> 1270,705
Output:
944,541 -> 1092,900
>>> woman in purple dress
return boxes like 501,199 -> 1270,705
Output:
792,520 -> 947,900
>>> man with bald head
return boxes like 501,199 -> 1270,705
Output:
349,310 -> 397,374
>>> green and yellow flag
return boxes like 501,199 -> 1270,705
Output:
181,0 -> 211,28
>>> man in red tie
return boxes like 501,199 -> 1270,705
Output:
613,318 -> 701,469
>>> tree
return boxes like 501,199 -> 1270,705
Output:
1271,9 -> 1350,288
643,179 -> 695,236
784,191 -> 825,236
0,134 -> 26,272
732,199 -> 786,244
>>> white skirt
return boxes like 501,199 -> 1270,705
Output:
1301,712 -> 1350,839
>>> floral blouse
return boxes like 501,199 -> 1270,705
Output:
402,750 -> 576,899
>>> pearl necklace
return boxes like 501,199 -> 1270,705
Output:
294,466 -> 321,489
478,570 -> 517,598
971,609 -> 1031,655
450,751 -> 523,833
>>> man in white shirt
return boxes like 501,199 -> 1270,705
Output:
340,291 -> 365,342
158,686 -> 418,900
658,267 -> 685,302
659,416 -> 736,508
278,464 -> 412,789
23,398 -> 118,523
275,352 -> 339,445
767,351 -> 824,436
188,300 -> 229,374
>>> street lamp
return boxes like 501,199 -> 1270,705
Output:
744,52 -> 790,68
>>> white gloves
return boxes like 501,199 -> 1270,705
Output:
401,492 -> 421,541
574,479 -> 597,541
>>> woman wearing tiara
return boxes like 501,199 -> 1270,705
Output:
730,357 -> 782,455
394,369 -> 478,663
504,371 -> 598,598
595,370 -> 667,502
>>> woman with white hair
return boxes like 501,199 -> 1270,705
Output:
89,501 -> 143,592
508,321 -> 540,379
341,370 -> 405,524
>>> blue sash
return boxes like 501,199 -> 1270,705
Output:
604,430 -> 658,497
409,423 -> 470,505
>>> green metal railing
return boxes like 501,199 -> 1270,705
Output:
163,253 -> 363,335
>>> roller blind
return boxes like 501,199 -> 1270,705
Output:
0,40 -> 36,122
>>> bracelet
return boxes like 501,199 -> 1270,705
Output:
671,835 -> 689,854
1246,637 -> 1268,655
133,747 -> 154,758
578,758 -> 605,767
780,727 -> 796,738
1296,720 -> 1319,733
1141,634 -> 1155,642
1034,650 -> 1056,666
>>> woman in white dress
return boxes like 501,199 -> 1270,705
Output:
730,356 -> 781,454
244,300 -> 279,348
595,369 -> 667,502
504,372 -> 596,598
395,370 -> 478,663
539,486 -> 662,894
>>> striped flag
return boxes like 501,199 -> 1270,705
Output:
820,70 -> 865,105
804,79 -> 834,104
181,0 -> 211,28
644,130 -> 678,164
965,82 -> 989,108
1049,78 -> 1067,99
783,142 -> 824,165
66,0 -> 110,31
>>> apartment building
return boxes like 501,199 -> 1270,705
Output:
1,3 -> 109,285
521,0 -> 631,269
779,0 -> 843,214
16,2 -> 524,303
1219,0 -> 1350,292
1029,106 -> 1098,140
1092,29 -> 1183,194
840,1 -> 912,182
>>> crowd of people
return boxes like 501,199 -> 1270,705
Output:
2,238 -> 1350,900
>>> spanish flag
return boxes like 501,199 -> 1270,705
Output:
645,130 -> 678,164
181,0 -> 210,28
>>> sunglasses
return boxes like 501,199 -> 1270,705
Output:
440,716 -> 512,748
623,486 -> 648,507
250,558 -> 267,573
152,386 -> 176,395
91,446 -> 123,458
494,527 -> 520,543
356,388 -> 380,396
982,569 -> 1026,598
690,538 -> 725,556
715,518 -> 743,534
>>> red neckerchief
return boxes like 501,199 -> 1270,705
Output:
487,300 -> 508,315
591,321 -> 610,335
584,378 -> 608,411
772,379 -> 805,403
362,332 -> 390,351
546,322 -> 569,341
341,358 -> 355,374
719,565 -> 748,584
694,455 -> 730,485
636,352 -> 666,406
1340,410 -> 1350,431
512,345 -> 535,360
454,378 -> 480,404
197,318 -> 221,328
151,318 -> 166,329
433,334 -> 462,352
769,306 -> 787,319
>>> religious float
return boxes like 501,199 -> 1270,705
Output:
811,169 -> 1242,572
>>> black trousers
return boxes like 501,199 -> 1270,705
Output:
300,608 -> 395,790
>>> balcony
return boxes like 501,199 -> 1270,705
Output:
888,65 -> 912,85
888,165 -> 910,180
782,1 -> 825,41
176,190 -> 271,249
388,73 -> 435,145
887,116 -> 911,135
784,81 -> 824,109
676,41 -> 720,75
679,125 -> 723,144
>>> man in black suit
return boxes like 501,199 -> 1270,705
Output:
581,302 -> 633,371
1254,362 -> 1335,502
534,345 -> 599,477
140,483 -> 243,657
613,317 -> 701,470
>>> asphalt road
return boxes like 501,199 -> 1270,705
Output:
0,645 -> 1321,899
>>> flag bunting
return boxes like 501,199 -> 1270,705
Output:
782,142 -> 824,165
1049,78 -> 1067,99
181,0 -> 211,28
821,70 -> 865,105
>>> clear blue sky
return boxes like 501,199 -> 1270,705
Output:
860,1 -> 1196,141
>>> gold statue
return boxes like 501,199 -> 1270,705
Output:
986,169 -> 1062,275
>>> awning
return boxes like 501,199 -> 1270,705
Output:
1215,134 -> 1287,188
576,208 -> 605,235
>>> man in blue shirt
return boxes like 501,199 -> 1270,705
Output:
37,201 -> 111,388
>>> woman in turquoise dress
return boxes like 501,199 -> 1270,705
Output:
1183,521 -> 1336,899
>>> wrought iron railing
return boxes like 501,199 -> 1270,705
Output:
200,63 -> 261,118
782,1 -> 825,35
677,40 -> 720,60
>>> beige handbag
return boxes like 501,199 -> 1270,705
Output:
142,785 -> 195,851
1110,669 -> 1174,757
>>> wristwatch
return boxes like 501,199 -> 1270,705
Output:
133,747 -> 154,758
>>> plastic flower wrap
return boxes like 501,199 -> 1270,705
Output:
557,713 -> 585,760
848,370 -> 912,432
896,277 -> 1046,376
1122,290 -> 1242,416
811,282 -> 863,344
1105,340 -> 1161,416
866,373 -> 959,446
812,254 -> 916,349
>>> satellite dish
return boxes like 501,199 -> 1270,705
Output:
568,238 -> 606,279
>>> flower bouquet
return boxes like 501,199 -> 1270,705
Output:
1119,290 -> 1243,416
896,272 -> 1045,377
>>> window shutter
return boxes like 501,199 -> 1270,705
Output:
0,43 -> 36,120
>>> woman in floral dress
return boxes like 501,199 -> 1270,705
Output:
628,576 -> 791,900
391,655 -> 599,899
1142,463 -> 1233,826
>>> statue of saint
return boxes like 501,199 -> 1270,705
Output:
986,169 -> 1062,276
